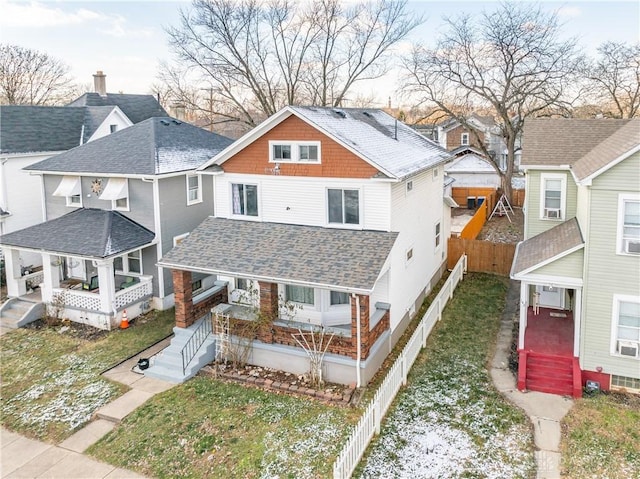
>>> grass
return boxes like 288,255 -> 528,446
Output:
355,273 -> 535,478
561,392 -> 640,478
87,377 -> 360,478
0,309 -> 175,443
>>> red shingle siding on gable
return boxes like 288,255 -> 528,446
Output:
222,115 -> 380,178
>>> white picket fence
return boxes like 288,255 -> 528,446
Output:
333,254 -> 467,479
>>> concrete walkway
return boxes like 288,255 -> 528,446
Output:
1,337 -> 174,478
491,280 -> 574,479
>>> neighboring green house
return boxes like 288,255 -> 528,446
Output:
511,118 -> 640,397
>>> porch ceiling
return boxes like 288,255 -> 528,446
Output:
0,208 -> 155,258
158,217 -> 398,292
511,218 -> 584,277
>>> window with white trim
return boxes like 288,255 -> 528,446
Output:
110,124 -> 118,133
327,188 -> 359,225
285,285 -> 315,305
269,141 -> 321,163
461,132 -> 469,145
612,296 -> 640,359
231,183 -> 258,217
435,221 -> 441,249
53,176 -> 82,207
114,249 -> 142,274
540,173 -> 566,220
330,291 -> 350,306
618,194 -> 640,255
186,174 -> 202,205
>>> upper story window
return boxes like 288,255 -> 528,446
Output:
232,183 -> 258,217
461,132 -> 470,145
186,174 -> 202,205
327,188 -> 359,225
618,194 -> 640,255
330,291 -> 350,306
53,175 -> 82,207
540,173 -> 566,220
110,124 -> 118,133
100,177 -> 129,211
612,295 -> 640,359
114,249 -> 142,274
269,141 -> 321,164
435,221 -> 441,249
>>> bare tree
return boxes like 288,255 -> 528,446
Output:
0,44 -> 76,106
583,41 -> 640,119
162,0 -> 421,128
403,2 -> 580,201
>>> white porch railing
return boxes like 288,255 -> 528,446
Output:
19,270 -> 44,291
332,254 -> 467,479
114,275 -> 153,309
51,275 -> 153,313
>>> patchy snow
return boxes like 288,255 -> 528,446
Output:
358,360 -> 534,478
259,411 -> 345,479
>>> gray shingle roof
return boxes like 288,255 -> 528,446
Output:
0,208 -> 155,258
511,218 -> 584,276
521,118 -> 632,168
25,118 -> 234,175
67,92 -> 168,124
0,105 -> 86,153
571,119 -> 640,181
158,217 -> 398,292
288,106 -> 451,179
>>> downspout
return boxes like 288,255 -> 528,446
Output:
352,293 -> 361,388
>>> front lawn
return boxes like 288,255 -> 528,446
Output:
561,392 -> 640,478
356,273 -> 535,478
0,309 -> 175,443
88,377 -> 360,478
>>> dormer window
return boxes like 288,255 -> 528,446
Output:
269,141 -> 321,164
53,175 -> 82,207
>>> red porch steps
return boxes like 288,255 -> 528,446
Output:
518,351 -> 582,397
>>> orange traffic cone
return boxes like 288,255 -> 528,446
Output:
120,309 -> 129,329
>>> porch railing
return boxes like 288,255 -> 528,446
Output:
332,254 -> 467,479
19,270 -> 44,291
114,276 -> 153,309
181,313 -> 213,375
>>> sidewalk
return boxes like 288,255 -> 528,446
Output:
490,280 -> 574,479
1,337 -> 174,479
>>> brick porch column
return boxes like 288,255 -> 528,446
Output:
173,269 -> 194,328
258,281 -> 279,321
351,294 -> 371,359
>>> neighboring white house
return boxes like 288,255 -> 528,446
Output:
444,147 -> 501,188
155,106 -> 453,385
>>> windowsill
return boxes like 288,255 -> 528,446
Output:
616,251 -> 640,257
273,319 -> 351,338
610,353 -> 639,360
269,160 -> 321,165
325,222 -> 362,230
187,199 -> 203,206
540,217 -> 563,221
230,214 -> 261,221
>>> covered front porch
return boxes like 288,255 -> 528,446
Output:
511,218 -> 585,397
0,208 -> 156,330
155,217 -> 398,386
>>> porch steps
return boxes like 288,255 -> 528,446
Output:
144,318 -> 216,383
525,355 -> 574,396
0,298 -> 43,329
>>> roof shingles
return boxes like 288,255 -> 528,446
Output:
159,217 -> 398,292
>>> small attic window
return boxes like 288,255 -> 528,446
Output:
110,124 -> 118,133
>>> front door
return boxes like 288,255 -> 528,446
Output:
536,285 -> 564,309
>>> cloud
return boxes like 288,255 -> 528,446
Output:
0,1 -> 152,38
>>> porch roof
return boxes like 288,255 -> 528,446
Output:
511,218 -> 584,276
0,208 -> 155,258
158,217 -> 398,293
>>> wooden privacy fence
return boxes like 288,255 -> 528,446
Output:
332,255 -> 467,479
447,237 -> 515,276
459,200 -> 488,239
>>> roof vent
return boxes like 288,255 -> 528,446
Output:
160,119 -> 171,126
362,111 -> 372,118
171,119 -> 182,125
332,109 -> 346,118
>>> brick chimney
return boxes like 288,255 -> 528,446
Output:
93,70 -> 107,96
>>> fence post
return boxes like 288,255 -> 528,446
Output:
374,399 -> 382,435
401,354 -> 408,386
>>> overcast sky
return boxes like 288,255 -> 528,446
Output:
1,0 -> 639,106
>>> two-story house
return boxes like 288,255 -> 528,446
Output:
0,117 -> 233,330
150,106 -> 452,385
511,118 -> 640,397
0,71 -> 167,262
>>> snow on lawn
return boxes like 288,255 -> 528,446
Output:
358,359 -> 534,479
5,353 -> 118,433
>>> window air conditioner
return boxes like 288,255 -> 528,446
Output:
618,340 -> 639,358
544,208 -> 561,219
624,239 -> 640,254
